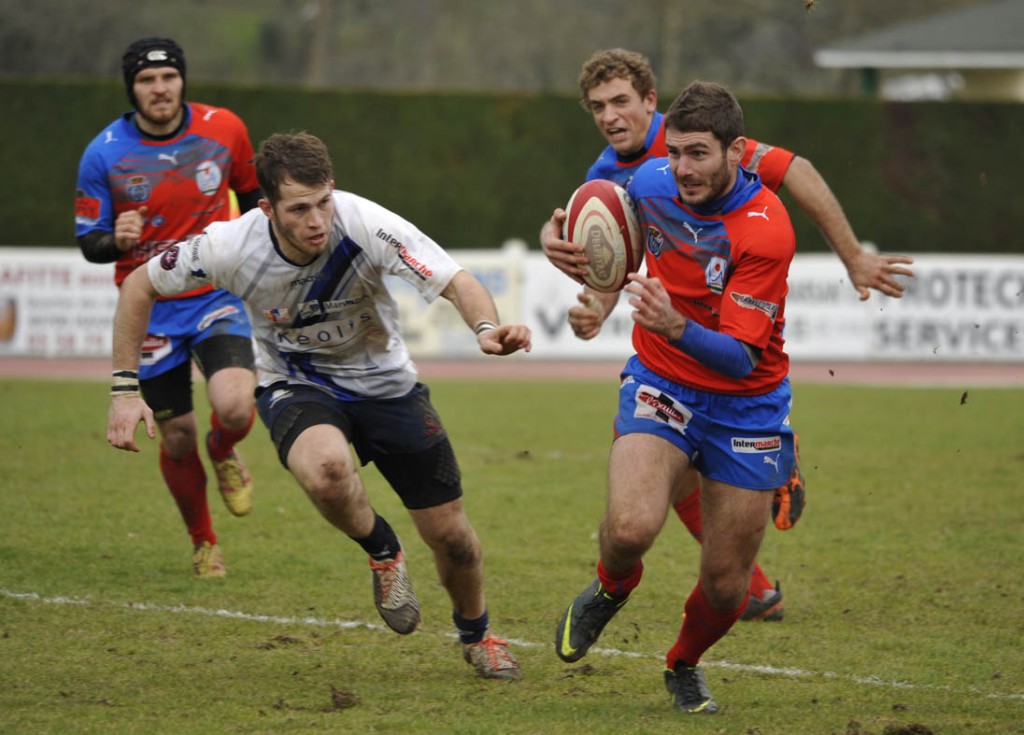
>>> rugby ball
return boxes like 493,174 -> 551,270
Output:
563,179 -> 643,293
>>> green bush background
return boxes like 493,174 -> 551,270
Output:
5,79 -> 1019,253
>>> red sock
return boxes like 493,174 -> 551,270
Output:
597,559 -> 643,599
160,445 -> 215,546
672,485 -> 703,541
749,562 -> 774,598
207,407 -> 255,461
665,582 -> 747,670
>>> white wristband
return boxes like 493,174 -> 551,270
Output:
474,320 -> 498,336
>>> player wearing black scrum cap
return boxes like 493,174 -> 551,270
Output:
75,38 -> 262,578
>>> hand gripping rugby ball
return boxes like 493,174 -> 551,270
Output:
563,179 -> 643,293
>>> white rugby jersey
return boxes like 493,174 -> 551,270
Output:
147,190 -> 462,399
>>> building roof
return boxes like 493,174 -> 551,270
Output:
814,0 -> 1024,69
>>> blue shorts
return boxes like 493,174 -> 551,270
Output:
614,355 -> 795,491
139,289 -> 252,381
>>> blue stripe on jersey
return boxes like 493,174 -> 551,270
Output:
280,351 -> 366,401
293,236 -> 364,328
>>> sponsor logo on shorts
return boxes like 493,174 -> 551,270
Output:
197,305 -> 240,331
634,384 -> 691,433
140,334 -> 171,366
268,388 -> 293,409
731,436 -> 781,453
730,292 -> 779,319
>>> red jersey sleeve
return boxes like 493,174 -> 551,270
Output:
741,138 -> 795,194
189,103 -> 259,195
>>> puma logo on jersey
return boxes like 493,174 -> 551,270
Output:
683,221 -> 704,244
763,455 -> 780,472
747,206 -> 770,221
158,151 -> 179,165
104,130 -> 118,144
203,109 -> 219,121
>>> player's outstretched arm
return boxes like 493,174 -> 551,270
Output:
540,208 -> 589,284
107,266 -> 160,452
783,156 -> 914,300
441,270 -> 532,356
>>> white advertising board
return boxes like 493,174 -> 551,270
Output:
0,248 -> 117,357
1,247 -> 1021,363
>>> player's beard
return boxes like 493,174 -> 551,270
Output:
137,94 -> 183,130
678,158 -> 733,208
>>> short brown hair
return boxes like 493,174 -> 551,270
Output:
255,132 -> 334,203
577,48 -> 657,107
663,81 -> 745,149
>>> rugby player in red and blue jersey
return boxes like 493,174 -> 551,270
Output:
542,48 -> 913,622
75,38 -> 261,579
553,80 -> 798,714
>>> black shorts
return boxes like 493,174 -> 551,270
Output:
255,381 -> 462,510
141,334 -> 255,421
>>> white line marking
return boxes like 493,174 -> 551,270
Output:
4,589 -> 1021,701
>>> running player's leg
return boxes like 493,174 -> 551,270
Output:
372,384 -> 520,680
141,356 -> 218,577
191,292 -> 257,516
259,386 -> 422,636
671,471 -> 782,621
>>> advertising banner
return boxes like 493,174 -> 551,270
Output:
1,247 -> 1021,363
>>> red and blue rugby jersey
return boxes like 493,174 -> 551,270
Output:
75,102 -> 258,298
626,161 -> 796,395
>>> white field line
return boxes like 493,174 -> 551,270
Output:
3,588 -> 1021,702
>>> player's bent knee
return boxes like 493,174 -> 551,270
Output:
604,518 -> 659,559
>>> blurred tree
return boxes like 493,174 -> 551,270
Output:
0,0 -> 994,96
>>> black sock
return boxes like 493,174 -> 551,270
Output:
453,610 -> 489,645
350,514 -> 400,561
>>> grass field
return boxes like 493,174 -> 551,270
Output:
1,376 -> 1022,734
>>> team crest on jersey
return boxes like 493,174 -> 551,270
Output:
195,160 -> 222,196
705,256 -> 728,294
646,226 -> 665,258
263,307 -> 291,323
126,176 -> 150,203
